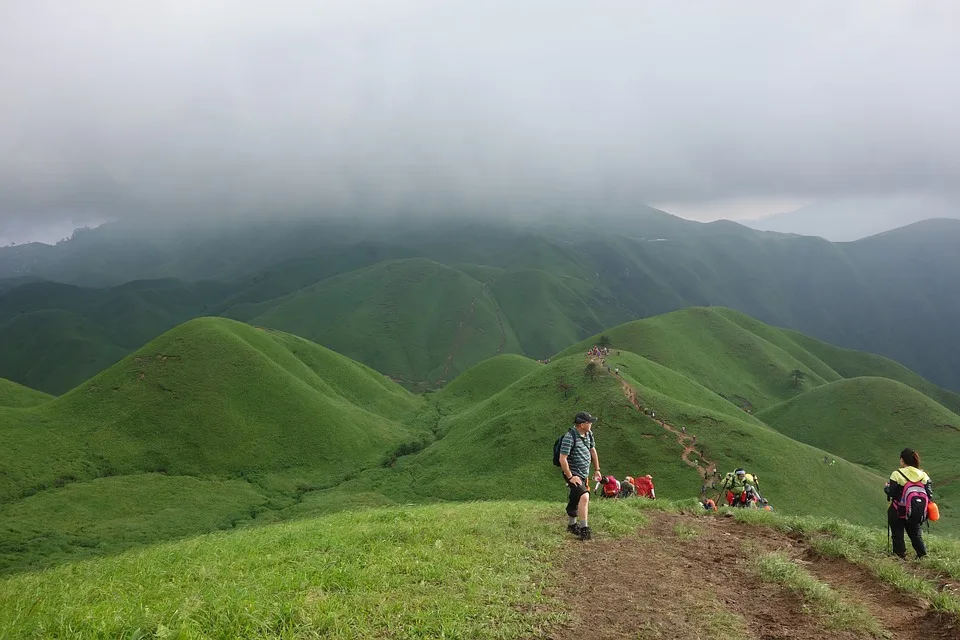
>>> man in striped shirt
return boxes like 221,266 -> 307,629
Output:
558,411 -> 603,541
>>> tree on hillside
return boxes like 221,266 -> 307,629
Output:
597,335 -> 611,348
584,361 -> 598,381
789,369 -> 807,388
556,376 -> 574,399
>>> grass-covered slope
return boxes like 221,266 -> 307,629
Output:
0,279 -> 237,394
0,377 -> 51,408
434,353 -> 542,409
560,306 -> 960,414
0,318 -> 428,572
231,258 -> 523,388
489,269 -> 606,358
0,310 -> 129,395
558,307 -> 836,411
297,349 -> 885,530
757,377 -> 960,525
778,328 -> 960,415
0,317 -> 425,503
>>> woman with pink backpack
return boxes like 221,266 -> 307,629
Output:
884,448 -> 934,560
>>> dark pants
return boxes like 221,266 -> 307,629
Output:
566,477 -> 589,517
888,508 -> 927,558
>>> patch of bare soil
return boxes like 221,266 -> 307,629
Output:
540,512 -> 958,640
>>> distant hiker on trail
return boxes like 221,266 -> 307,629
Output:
632,474 -> 656,499
884,448 -> 933,560
681,426 -> 686,435
558,411 -> 602,541
598,475 -> 621,498
823,455 -> 829,464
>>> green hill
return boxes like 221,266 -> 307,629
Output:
0,279 -> 237,394
0,317 -> 425,501
3,308 -> 959,575
228,258 -> 524,388
559,307 -> 959,414
0,378 -> 51,408
0,310 -> 129,395
756,377 -> 960,516
489,269 -> 606,358
292,347 -> 885,532
434,353 -> 542,409
0,318 -> 428,571
4,215 -> 960,394
3,498 -> 960,639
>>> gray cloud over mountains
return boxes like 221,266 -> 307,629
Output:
2,0 -> 959,239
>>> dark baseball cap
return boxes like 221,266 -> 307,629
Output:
574,411 -> 597,424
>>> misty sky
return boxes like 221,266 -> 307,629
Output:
2,0 -> 959,243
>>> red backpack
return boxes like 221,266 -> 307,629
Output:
893,470 -> 929,524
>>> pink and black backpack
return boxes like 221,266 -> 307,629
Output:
893,470 -> 929,524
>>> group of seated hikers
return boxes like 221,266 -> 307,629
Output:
597,474 -> 656,499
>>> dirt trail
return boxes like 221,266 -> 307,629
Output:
541,511 -> 957,640
613,364 -> 717,480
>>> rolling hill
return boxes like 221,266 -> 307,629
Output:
558,307 -> 960,414
2,307 -> 959,576
2,212 -> 959,394
0,278 -> 238,394
226,258 -> 523,388
0,377 -> 51,408
756,377 -> 960,489
0,317 -> 429,572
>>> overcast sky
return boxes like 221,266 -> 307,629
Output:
2,0 -> 959,243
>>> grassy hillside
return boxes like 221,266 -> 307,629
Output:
778,327 -> 960,415
489,269 -> 606,358
230,258 -> 524,388
0,377 -> 51,408
289,348 -> 886,533
0,310 -> 129,395
757,377 -> 960,525
434,353 -> 542,409
560,307 -> 959,414
3,308 -> 959,576
0,279 -> 237,394
4,215 -> 960,394
3,499 -> 960,639
0,318 -> 428,571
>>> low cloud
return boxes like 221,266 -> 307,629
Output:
1,0 -> 959,236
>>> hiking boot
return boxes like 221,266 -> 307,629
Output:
567,523 -> 581,535
578,526 -> 592,541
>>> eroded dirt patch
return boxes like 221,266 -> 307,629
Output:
540,512 -> 958,639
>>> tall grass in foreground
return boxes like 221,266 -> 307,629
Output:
754,551 -> 887,637
733,508 -> 960,616
0,498 -> 674,639
0,502 -> 563,640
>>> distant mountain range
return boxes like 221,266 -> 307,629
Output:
744,195 -> 960,241
1,210 -> 959,395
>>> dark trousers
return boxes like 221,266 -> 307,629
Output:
888,508 -> 927,558
566,477 -> 589,518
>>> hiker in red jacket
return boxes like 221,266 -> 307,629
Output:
598,475 -> 621,498
633,474 -> 656,499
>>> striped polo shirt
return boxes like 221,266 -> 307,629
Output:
560,429 -> 595,479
